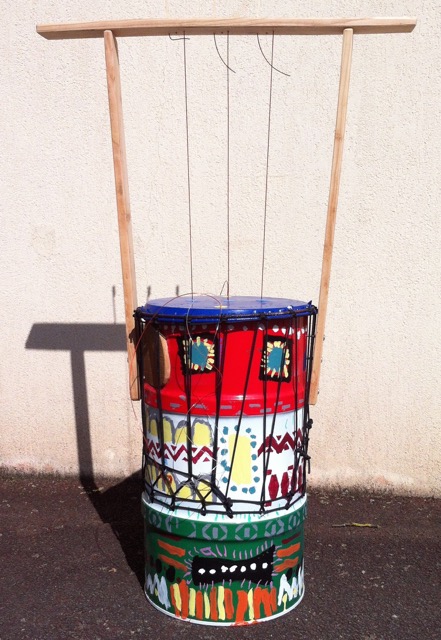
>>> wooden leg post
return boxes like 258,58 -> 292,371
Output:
104,30 -> 140,401
310,28 -> 353,405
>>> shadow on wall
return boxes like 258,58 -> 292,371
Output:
26,323 -> 144,586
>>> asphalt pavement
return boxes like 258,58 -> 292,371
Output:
1,475 -> 439,640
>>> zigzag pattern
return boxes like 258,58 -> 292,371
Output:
257,433 -> 296,457
192,446 -> 214,463
146,441 -> 213,464
147,441 -> 188,462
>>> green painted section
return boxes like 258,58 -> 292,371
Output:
142,496 -> 306,540
143,496 -> 306,624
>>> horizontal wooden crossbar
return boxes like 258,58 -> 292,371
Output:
36,17 -> 416,40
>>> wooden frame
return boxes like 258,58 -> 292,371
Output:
104,31 -> 139,400
310,28 -> 353,404
37,17 -> 416,402
37,17 -> 416,39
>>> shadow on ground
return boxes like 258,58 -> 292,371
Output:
83,473 -> 144,587
26,322 -> 144,586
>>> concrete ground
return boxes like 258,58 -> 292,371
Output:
1,475 -> 439,640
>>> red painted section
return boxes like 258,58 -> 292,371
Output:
277,542 -> 301,558
169,585 -> 179,617
268,474 -> 280,500
282,533 -> 301,545
253,587 -> 263,620
274,557 -> 299,573
281,471 -> 289,496
195,590 -> 204,620
270,587 -> 277,613
257,433 -> 296,457
179,581 -> 189,619
158,554 -> 187,572
144,317 -> 309,416
209,587 -> 218,622
157,539 -> 186,557
261,588 -> 274,617
224,588 -> 234,620
236,590 -> 249,624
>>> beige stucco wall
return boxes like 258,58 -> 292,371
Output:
1,1 -> 439,495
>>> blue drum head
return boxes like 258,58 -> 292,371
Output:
137,295 -> 313,322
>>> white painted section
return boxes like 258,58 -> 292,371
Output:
278,563 -> 304,606
144,406 -> 304,511
1,2 -> 439,495
146,574 -> 171,609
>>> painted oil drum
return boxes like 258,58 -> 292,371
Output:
142,493 -> 307,625
137,296 -> 315,417
135,296 -> 317,516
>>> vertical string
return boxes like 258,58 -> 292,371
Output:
260,32 -> 275,299
183,32 -> 194,296
226,32 -> 231,299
